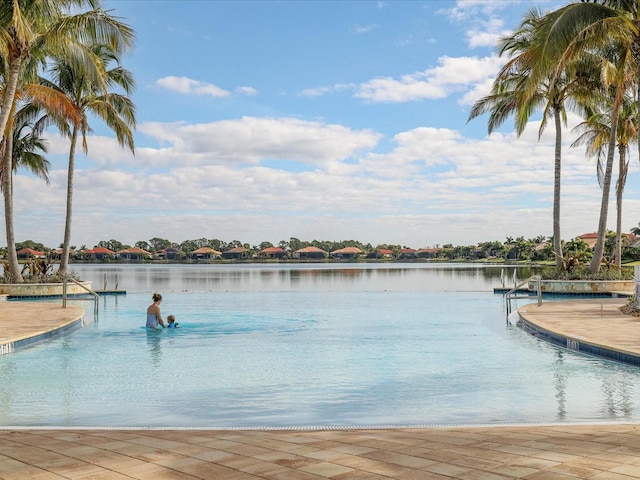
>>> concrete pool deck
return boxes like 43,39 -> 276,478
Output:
2,299 -> 640,479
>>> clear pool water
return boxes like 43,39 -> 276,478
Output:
1,264 -> 639,428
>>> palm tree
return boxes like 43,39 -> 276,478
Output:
0,1 -> 134,281
0,105 -> 52,283
572,94 -> 637,268
48,44 -> 136,274
526,1 -> 640,273
469,10 -> 598,270
0,1 -> 134,144
0,75 -> 80,282
10,108 -> 51,183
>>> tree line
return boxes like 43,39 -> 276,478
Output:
9,231 -> 640,263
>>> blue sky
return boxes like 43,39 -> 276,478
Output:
12,0 -> 640,249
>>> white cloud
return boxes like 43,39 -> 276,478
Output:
11,113 -> 629,249
301,83 -> 355,98
235,86 -> 258,96
156,76 -> 232,97
136,117 -> 382,166
352,23 -> 379,34
355,55 -> 504,103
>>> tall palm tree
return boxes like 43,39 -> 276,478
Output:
0,105 -> 50,282
48,44 -> 136,274
0,1 -> 134,143
572,94 -> 637,267
0,0 -> 134,281
526,1 -> 640,273
0,75 -> 79,282
469,10 -> 598,270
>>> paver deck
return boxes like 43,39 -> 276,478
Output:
2,298 -> 640,479
0,301 -> 84,354
518,297 -> 640,362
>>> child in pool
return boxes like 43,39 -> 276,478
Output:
167,315 -> 179,328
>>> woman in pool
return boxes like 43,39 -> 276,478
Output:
146,293 -> 166,329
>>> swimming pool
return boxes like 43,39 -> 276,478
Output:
1,264 -> 639,428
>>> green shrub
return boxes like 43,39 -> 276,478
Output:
540,266 -> 633,281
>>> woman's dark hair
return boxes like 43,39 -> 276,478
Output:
152,293 -> 162,302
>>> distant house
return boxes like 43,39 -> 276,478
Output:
260,246 -> 287,259
578,232 -> 598,249
82,246 -> 115,260
117,247 -> 150,261
16,247 -> 45,260
330,247 -> 362,259
191,247 -> 222,260
416,248 -> 439,259
379,248 -> 394,258
222,246 -> 249,260
294,246 -> 327,260
366,248 -> 393,259
400,248 -> 417,259
50,248 -> 76,260
156,247 -> 182,260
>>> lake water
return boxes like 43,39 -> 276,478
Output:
1,263 -> 638,428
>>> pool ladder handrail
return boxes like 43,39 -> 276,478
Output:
505,275 -> 542,315
62,276 -> 99,317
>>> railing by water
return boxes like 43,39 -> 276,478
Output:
62,276 -> 99,317
505,275 -> 542,315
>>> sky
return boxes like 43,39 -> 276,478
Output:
9,0 -> 640,250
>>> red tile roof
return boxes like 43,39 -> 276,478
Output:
331,247 -> 362,254
192,247 -> 222,255
295,246 -> 326,253
84,247 -> 115,255
117,247 -> 150,254
225,246 -> 248,254
261,247 -> 286,253
16,247 -> 44,256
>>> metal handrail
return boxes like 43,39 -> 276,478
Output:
62,277 -> 99,317
505,275 -> 542,314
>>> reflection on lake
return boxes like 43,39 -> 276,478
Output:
73,263 -> 540,293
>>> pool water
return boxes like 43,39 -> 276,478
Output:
1,264 -> 639,427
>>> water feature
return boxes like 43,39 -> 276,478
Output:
0,263 -> 638,428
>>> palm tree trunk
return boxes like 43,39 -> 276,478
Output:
589,100 -> 621,274
1,58 -> 24,282
552,108 -> 563,269
0,57 -> 21,147
614,146 -> 625,268
60,126 -> 78,275
2,132 -> 23,282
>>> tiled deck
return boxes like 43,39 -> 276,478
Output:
518,297 -> 640,363
2,299 -> 640,479
0,301 -> 84,355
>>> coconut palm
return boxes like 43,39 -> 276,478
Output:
0,1 -> 134,143
0,105 -> 50,282
572,93 -> 637,268
525,1 -> 640,273
47,44 -> 136,274
0,0 -> 134,281
469,9 -> 598,270
0,73 -> 80,282
10,108 -> 51,183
